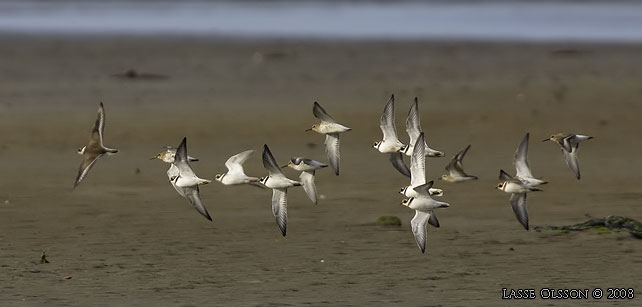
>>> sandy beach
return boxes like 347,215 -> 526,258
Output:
0,36 -> 641,306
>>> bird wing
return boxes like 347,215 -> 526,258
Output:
412,181 -> 434,196
499,169 -> 513,181
73,152 -> 103,188
411,210 -> 431,253
427,210 -> 440,228
299,171 -> 318,205
225,150 -> 254,175
185,185 -> 213,221
514,133 -> 534,178
446,145 -> 471,177
380,94 -> 401,143
174,137 -> 198,179
410,132 -> 426,187
271,188 -> 288,236
405,98 -> 421,147
324,133 -> 340,176
509,193 -> 529,230
302,158 -> 328,169
313,101 -> 336,123
389,152 -> 411,177
94,102 -> 106,145
563,148 -> 581,180
262,144 -> 285,177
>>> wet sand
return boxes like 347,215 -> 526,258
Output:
0,36 -> 641,306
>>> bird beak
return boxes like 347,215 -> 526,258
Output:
305,128 -> 312,132
149,156 -> 157,160
541,138 -> 550,142
281,165 -> 288,168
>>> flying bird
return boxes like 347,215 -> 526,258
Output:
284,157 -> 328,205
497,169 -> 542,230
259,145 -> 302,236
543,133 -> 593,179
307,101 -> 351,175
74,102 -> 119,188
215,150 -> 260,185
373,94 -> 410,177
151,146 -> 199,163
514,133 -> 547,186
401,181 -> 450,253
400,133 -> 442,227
402,97 -> 444,158
167,138 -> 213,221
440,144 -> 477,183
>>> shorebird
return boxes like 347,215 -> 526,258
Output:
74,102 -> 119,188
497,169 -> 542,230
215,150 -> 260,185
151,146 -> 199,163
373,94 -> 410,177
284,157 -> 328,205
259,145 -> 302,236
167,138 -> 213,221
401,181 -> 450,253
400,133 -> 443,228
440,144 -> 477,182
402,97 -> 444,158
543,133 -> 593,179
307,101 -> 351,175
514,133 -> 547,186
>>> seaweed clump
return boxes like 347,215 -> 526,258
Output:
534,216 -> 642,239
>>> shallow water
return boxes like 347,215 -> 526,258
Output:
1,1 -> 642,42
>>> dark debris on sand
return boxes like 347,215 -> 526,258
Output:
534,216 -> 642,239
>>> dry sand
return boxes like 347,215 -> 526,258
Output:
0,36 -> 641,306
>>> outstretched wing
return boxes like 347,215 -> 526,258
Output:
73,153 -> 103,188
174,137 -> 197,178
380,94 -> 400,143
563,149 -> 581,180
313,101 -> 336,123
262,145 -> 284,177
389,152 -> 411,177
271,188 -> 288,236
299,171 -> 318,205
325,133 -> 340,176
514,133 -> 534,178
94,102 -> 106,145
428,211 -> 440,228
225,150 -> 254,175
411,210 -> 431,253
185,186 -> 213,221
509,193 -> 528,230
405,97 -> 422,147
446,145 -> 471,177
410,132 -> 426,187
